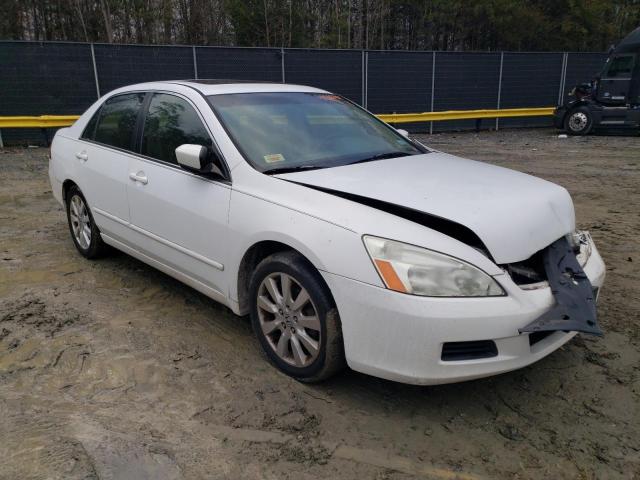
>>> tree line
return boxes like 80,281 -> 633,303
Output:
1,0 -> 639,52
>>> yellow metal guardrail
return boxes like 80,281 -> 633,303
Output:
0,107 -> 555,129
0,115 -> 81,128
377,107 -> 555,124
0,108 -> 555,147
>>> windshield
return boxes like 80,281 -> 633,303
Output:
207,92 -> 423,173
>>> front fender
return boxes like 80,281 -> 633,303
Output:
227,188 -> 384,306
555,98 -> 601,129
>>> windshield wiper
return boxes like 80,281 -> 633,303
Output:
347,151 -> 414,166
263,165 -> 324,175
264,151 -> 415,174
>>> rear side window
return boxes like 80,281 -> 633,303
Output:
92,93 -> 145,150
141,93 -> 212,164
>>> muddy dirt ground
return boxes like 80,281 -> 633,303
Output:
1,129 -> 639,480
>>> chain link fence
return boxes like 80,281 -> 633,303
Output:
0,41 -> 607,144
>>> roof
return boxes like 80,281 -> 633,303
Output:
179,79 -> 276,85
163,79 -> 327,95
101,79 -> 328,101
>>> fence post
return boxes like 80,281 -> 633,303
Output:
364,51 -> 368,109
496,51 -> 504,131
90,43 -> 100,98
192,46 -> 198,79
0,130 -> 3,149
361,50 -> 365,107
429,51 -> 436,134
281,48 -> 285,83
563,53 -> 569,102
558,52 -> 568,106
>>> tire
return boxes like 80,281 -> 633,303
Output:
249,251 -> 345,382
65,185 -> 109,259
564,106 -> 593,136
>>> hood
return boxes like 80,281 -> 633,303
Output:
276,152 -> 575,264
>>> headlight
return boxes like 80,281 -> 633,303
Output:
363,236 -> 505,297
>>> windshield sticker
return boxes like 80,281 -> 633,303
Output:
264,153 -> 286,163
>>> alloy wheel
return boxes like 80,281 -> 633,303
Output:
256,272 -> 322,367
69,194 -> 91,250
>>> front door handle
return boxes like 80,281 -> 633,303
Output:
129,171 -> 148,185
75,151 -> 88,161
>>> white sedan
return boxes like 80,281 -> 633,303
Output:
49,81 -> 605,385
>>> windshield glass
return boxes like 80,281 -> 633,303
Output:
207,92 -> 423,173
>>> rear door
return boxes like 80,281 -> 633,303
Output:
126,92 -> 231,300
597,54 -> 636,104
77,92 -> 145,241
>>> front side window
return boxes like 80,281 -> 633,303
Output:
208,93 -> 423,173
605,54 -> 635,78
141,93 -> 212,164
92,93 -> 145,150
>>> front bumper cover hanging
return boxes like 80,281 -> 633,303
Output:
519,237 -> 602,336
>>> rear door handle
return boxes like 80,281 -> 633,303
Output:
129,171 -> 148,185
75,151 -> 88,161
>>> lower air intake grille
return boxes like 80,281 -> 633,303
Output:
528,330 -> 555,346
441,340 -> 498,361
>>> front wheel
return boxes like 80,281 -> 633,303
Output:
249,251 -> 345,382
564,106 -> 593,136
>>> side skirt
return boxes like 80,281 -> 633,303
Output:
101,233 -> 233,311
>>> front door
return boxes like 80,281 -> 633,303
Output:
597,54 -> 636,105
126,92 -> 231,300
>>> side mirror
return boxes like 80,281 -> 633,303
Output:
397,128 -> 410,138
175,144 -> 224,177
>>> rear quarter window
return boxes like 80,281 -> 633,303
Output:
81,108 -> 100,140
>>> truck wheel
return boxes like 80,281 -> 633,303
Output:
564,106 -> 593,136
249,251 -> 345,383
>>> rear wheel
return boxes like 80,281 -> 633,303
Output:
249,251 -> 345,382
65,185 -> 109,259
564,106 -> 593,136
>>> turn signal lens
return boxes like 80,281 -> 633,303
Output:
374,259 -> 407,293
363,236 -> 505,297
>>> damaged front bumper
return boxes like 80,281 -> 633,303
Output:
320,232 -> 605,385
519,234 -> 602,336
